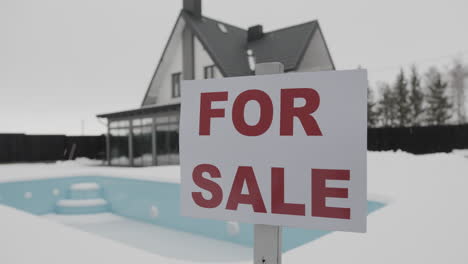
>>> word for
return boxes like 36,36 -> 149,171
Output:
199,88 -> 322,136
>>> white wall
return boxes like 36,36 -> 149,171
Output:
297,28 -> 334,72
143,18 -> 222,107
194,37 -> 222,80
143,19 -> 185,107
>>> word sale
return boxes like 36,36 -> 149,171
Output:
191,164 -> 351,220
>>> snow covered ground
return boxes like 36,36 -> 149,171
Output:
0,158 -> 181,184
44,213 -> 251,262
284,151 -> 468,264
453,149 -> 468,158
0,205 -> 179,264
0,151 -> 467,263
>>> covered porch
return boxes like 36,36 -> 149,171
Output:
97,104 -> 180,167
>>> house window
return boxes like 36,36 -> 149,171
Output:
172,72 -> 181,98
204,65 -> 216,79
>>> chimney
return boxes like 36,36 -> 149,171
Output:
183,0 -> 202,19
247,25 -> 264,42
182,0 -> 199,80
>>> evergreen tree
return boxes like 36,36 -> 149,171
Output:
408,66 -> 425,126
367,86 -> 379,127
393,69 -> 411,127
378,84 -> 397,127
448,59 -> 468,124
425,68 -> 452,125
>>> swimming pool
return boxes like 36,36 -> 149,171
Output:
0,176 -> 384,252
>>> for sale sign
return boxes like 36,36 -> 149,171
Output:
180,70 -> 367,232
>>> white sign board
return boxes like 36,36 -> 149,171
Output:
180,70 -> 367,232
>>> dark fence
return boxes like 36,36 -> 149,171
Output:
368,124 -> 468,154
1,125 -> 467,163
66,136 -> 106,161
0,134 -> 105,163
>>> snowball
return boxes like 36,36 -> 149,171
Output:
150,205 -> 159,218
226,221 -> 240,236
52,189 -> 60,196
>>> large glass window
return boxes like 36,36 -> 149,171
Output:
132,118 -> 153,167
156,124 -> 170,165
168,123 -> 179,164
108,113 -> 179,167
155,113 -> 179,165
109,120 -> 130,166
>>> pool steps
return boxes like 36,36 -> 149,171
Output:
55,182 -> 109,215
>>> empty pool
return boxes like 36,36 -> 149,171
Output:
0,176 -> 384,261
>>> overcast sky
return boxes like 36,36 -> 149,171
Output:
2,0 -> 468,135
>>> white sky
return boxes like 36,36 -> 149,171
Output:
1,0 -> 468,135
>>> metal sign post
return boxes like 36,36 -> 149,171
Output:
253,62 -> 284,264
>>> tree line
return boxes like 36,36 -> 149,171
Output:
367,61 -> 467,127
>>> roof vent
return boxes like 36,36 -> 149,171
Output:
247,25 -> 264,42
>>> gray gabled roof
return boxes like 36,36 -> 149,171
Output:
248,21 -> 319,71
182,11 -> 323,76
182,11 -> 251,77
100,11 -> 333,119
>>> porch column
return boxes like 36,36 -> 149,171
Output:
106,121 -> 111,165
129,119 -> 134,167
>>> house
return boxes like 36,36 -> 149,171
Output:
97,0 -> 335,166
